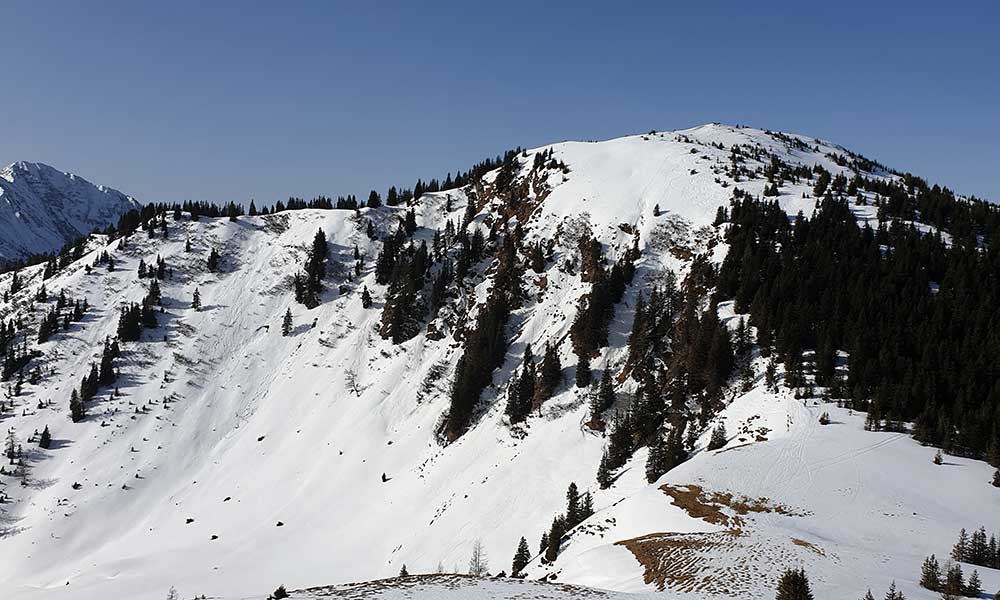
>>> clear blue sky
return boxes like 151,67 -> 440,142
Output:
1,1 -> 997,204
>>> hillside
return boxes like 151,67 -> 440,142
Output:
0,124 -> 996,600
0,161 -> 139,264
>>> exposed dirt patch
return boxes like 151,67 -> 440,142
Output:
791,537 -> 825,555
659,484 -> 806,531
613,485 -> 812,595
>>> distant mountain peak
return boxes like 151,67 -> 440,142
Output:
0,161 -> 139,263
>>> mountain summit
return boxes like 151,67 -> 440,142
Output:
0,161 -> 139,264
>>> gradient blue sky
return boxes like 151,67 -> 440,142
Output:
1,1 -> 997,204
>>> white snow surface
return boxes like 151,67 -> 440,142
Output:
0,124 -> 996,600
0,161 -> 139,263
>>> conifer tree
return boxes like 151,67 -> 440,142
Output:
965,570 -> 982,598
281,309 -> 292,337
505,346 -> 535,424
511,536 -> 531,576
920,554 -> 941,591
645,436 -> 666,483
361,286 -> 373,309
708,423 -> 728,451
883,580 -> 905,600
565,482 -> 580,527
537,342 -> 562,404
953,528 -> 969,562
596,450 -> 612,489
575,353 -> 591,388
775,567 -> 813,600
39,425 -> 51,449
192,288 -> 201,311
944,561 -> 964,598
207,248 -> 220,272
70,389 -> 85,422
596,369 -> 615,413
544,515 -> 566,562
398,564 -> 409,577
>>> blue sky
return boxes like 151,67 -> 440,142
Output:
1,1 -> 997,203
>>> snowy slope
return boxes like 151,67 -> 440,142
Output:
0,124 -> 995,600
0,161 -> 139,263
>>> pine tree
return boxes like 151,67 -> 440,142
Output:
207,248 -> 220,272
511,536 -> 531,576
861,589 -> 875,600
883,580 -> 905,600
920,554 -> 941,591
398,564 -> 409,577
964,570 -> 982,598
565,482 -> 580,527
537,341 -> 562,403
270,586 -> 289,600
597,450 -> 612,489
38,425 -> 51,449
775,568 -> 813,600
645,436 -> 666,483
544,515 -> 566,562
361,286 -> 373,309
708,423 -> 728,450
192,288 -> 201,311
944,561 -> 964,598
281,309 -> 293,337
953,529 -> 969,562
575,353 -> 591,388
70,389 -> 85,422
596,369 -> 615,413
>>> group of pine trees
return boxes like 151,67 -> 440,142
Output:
593,253 -> 737,488
117,296 -> 159,342
378,233 -> 429,344
919,554 -> 985,598
526,482 -> 594,565
568,235 -> 638,387
70,338 -> 119,422
36,289 -> 87,344
504,342 -> 563,425
717,186 -> 1000,461
950,527 -> 1000,570
445,226 -> 526,439
293,229 -> 328,308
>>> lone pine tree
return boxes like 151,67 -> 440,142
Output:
38,425 -> 51,449
775,567 -> 813,600
511,536 -> 531,576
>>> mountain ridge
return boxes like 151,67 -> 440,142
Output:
0,124 -> 996,600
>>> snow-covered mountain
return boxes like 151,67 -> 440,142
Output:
0,161 -> 139,263
0,125 -> 996,600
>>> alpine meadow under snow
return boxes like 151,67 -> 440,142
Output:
0,124 -> 997,600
